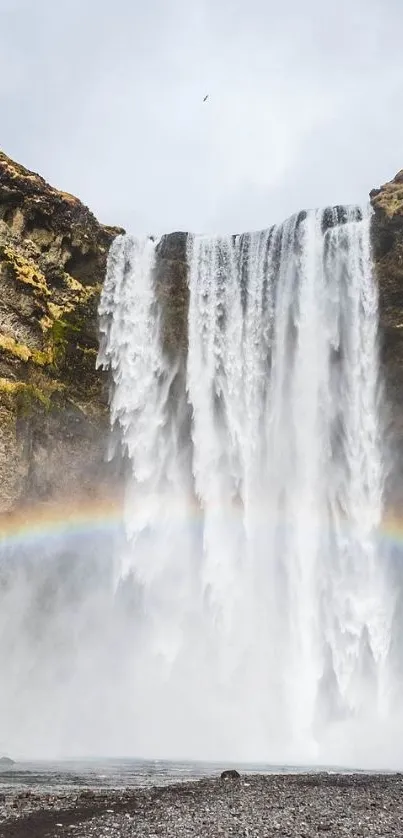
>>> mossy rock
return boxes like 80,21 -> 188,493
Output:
0,149 -> 125,509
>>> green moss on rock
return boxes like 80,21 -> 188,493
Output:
0,148 -> 125,510
371,171 -> 403,219
0,378 -> 56,414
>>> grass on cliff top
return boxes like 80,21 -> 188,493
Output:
372,175 -> 403,218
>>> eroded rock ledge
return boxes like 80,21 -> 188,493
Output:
0,149 -> 403,512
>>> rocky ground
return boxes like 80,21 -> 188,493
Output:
1,774 -> 403,837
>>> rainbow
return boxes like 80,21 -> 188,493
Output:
379,514 -> 403,551
0,495 -> 204,551
0,496 -> 403,553
0,499 -> 123,550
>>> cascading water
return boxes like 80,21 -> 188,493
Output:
95,205 -> 395,765
0,205 -> 399,766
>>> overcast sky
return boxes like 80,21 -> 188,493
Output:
1,0 -> 402,234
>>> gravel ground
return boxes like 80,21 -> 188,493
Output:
1,773 -> 403,837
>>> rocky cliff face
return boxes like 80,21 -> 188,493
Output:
371,171 -> 403,504
0,151 -> 123,511
0,149 -> 402,514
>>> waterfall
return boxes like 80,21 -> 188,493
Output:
96,206 -> 394,765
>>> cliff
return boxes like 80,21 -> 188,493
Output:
0,149 -> 402,513
0,151 -> 123,511
371,171 -> 403,502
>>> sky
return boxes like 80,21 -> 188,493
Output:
1,0 -> 403,235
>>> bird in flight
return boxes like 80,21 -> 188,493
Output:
203,94 -> 209,102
